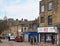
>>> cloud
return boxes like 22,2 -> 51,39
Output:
0,0 -> 40,20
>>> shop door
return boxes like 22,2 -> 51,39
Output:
40,34 -> 45,42
51,34 -> 57,44
34,36 -> 37,43
30,35 -> 37,44
24,34 -> 28,42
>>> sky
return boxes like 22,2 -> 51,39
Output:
0,0 -> 41,20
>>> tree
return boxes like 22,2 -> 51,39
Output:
0,20 -> 9,34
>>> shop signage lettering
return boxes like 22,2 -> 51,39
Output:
38,27 -> 57,33
44,28 -> 48,31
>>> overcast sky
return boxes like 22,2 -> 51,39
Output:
0,0 -> 41,20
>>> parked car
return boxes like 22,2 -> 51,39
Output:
0,36 -> 5,39
15,36 -> 23,42
9,36 -> 15,41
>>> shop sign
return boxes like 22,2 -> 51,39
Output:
44,28 -> 48,31
38,27 -> 57,33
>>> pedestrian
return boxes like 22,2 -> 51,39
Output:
8,36 -> 10,41
30,37 -> 33,45
34,37 -> 36,44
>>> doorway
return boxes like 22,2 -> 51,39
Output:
30,35 -> 37,44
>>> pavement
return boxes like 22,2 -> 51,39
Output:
0,39 -> 57,46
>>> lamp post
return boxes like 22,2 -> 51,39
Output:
10,23 -> 11,33
16,19 -> 19,36
17,24 -> 18,36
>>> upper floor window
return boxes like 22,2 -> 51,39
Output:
48,15 -> 52,25
48,2 -> 53,10
32,23 -> 38,30
41,5 -> 44,12
40,17 -> 45,23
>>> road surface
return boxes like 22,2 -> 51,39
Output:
0,39 -> 57,46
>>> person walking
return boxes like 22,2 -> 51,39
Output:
30,37 -> 33,45
8,36 -> 10,41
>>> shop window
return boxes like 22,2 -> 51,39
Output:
48,15 -> 52,25
48,2 -> 53,10
46,34 -> 52,42
46,35 -> 51,41
40,17 -> 45,23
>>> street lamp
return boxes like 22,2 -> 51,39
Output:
16,19 -> 19,36
17,24 -> 18,36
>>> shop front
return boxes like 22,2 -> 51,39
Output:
22,32 -> 29,42
28,32 -> 39,42
22,32 -> 39,43
38,26 -> 58,44
40,33 -> 57,44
